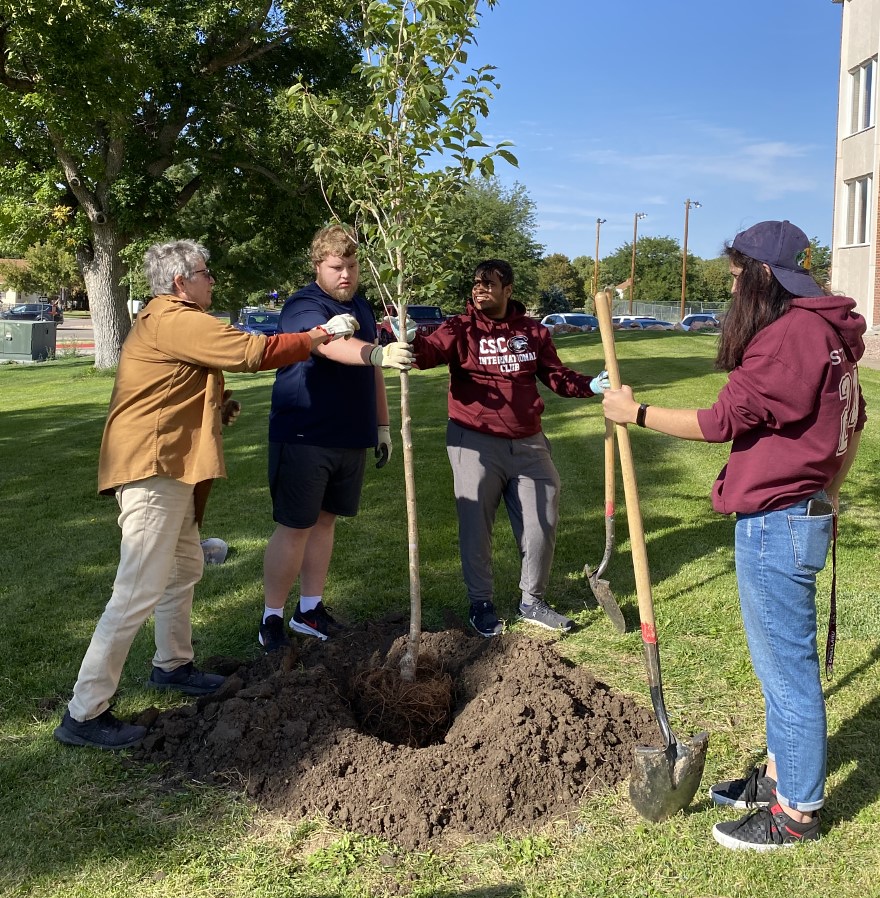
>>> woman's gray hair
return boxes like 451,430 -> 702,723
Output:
143,239 -> 210,296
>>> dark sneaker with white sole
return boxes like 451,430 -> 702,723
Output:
289,602 -> 342,641
518,599 -> 573,632
148,662 -> 225,696
710,764 -> 777,808
259,614 -> 291,653
54,708 -> 146,750
712,803 -> 820,851
469,601 -> 503,637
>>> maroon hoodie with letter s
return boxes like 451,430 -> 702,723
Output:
697,296 -> 867,514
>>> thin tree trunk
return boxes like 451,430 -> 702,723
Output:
78,222 -> 131,368
397,288 -> 421,683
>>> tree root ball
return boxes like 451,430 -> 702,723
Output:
352,651 -> 454,748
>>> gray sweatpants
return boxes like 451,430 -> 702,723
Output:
446,419 -> 560,607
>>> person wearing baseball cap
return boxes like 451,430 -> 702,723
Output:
602,220 -> 867,850
730,219 -> 824,298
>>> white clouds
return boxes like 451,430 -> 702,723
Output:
486,114 -> 830,258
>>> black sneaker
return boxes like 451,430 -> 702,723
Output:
469,601 -> 503,637
53,708 -> 146,751
259,614 -> 291,653
289,602 -> 341,641
710,764 -> 777,808
518,599 -> 573,632
148,662 -> 225,696
712,804 -> 820,851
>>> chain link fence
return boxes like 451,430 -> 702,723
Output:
607,299 -> 726,322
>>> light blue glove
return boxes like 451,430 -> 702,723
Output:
590,370 -> 610,394
385,315 -> 417,342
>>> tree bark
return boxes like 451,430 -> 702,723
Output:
78,222 -> 131,369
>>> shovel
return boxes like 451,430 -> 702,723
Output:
583,418 -> 627,633
594,290 -> 709,822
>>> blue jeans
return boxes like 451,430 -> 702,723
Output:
734,495 -> 834,812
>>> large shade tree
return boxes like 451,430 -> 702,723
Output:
443,177 -> 543,311
0,237 -> 82,299
537,252 -> 584,307
600,235 -> 700,303
0,0 -> 359,366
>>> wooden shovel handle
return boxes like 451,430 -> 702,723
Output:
603,417 -> 615,515
594,292 -> 658,646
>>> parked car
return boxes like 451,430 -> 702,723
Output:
234,310 -> 280,336
539,312 -> 599,334
1,302 -> 63,324
630,318 -> 674,330
680,313 -> 720,331
611,315 -> 653,327
376,303 -> 446,344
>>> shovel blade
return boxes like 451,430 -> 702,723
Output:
588,575 -> 627,633
629,731 -> 709,822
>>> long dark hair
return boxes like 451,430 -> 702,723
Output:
715,246 -> 795,371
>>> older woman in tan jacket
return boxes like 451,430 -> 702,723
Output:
54,239 -> 358,750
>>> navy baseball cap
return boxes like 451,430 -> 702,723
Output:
731,220 -> 823,297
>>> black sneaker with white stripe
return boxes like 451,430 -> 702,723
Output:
710,764 -> 777,808
713,803 -> 820,851
469,601 -> 503,637
289,602 -> 342,641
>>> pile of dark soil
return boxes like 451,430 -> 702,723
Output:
135,616 -> 659,849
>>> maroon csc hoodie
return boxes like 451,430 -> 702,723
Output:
412,299 -> 599,439
696,296 -> 867,514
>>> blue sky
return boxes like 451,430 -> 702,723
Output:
467,0 -> 843,261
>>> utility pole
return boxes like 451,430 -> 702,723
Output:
679,199 -> 701,321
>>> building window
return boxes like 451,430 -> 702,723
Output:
844,175 -> 872,245
849,58 -> 876,134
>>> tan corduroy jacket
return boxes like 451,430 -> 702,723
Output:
97,294 -> 310,523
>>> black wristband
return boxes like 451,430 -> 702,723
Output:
636,403 -> 649,428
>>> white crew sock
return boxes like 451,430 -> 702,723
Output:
298,595 -> 322,613
263,607 -> 285,624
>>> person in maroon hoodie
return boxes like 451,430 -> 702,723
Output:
603,220 -> 866,851
405,259 -> 608,638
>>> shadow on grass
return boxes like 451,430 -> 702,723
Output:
0,735 -> 220,887
825,644 -> 880,824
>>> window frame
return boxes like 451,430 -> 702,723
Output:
848,57 -> 877,135
843,174 -> 872,246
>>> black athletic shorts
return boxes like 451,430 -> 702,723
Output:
268,442 -> 366,528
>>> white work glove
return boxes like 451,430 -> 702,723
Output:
369,341 -> 414,370
385,315 -> 417,342
375,424 -> 392,468
320,313 -> 359,340
220,389 -> 241,426
590,370 -> 611,394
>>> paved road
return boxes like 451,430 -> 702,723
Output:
57,315 -> 94,355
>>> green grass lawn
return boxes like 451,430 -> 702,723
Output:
1,331 -> 878,897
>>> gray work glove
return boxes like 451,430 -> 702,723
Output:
369,342 -> 414,370
221,389 -> 241,426
385,315 -> 417,342
590,370 -> 611,394
375,424 -> 392,468
321,313 -> 359,340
